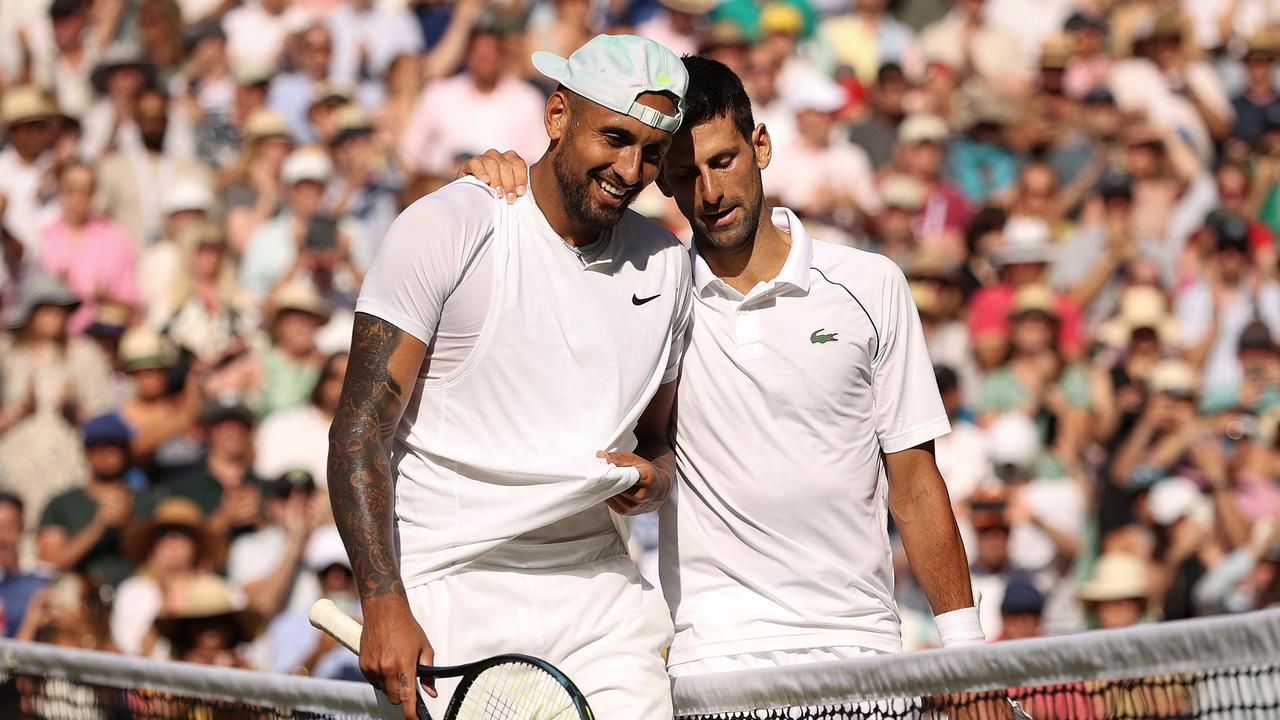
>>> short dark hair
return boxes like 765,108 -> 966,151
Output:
680,55 -> 755,141
0,491 -> 24,516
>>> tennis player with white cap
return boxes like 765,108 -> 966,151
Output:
328,35 -> 691,719
464,56 -> 984,680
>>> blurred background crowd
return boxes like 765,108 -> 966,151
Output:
1,0 -> 1279,678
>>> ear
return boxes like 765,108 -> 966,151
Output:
545,92 -> 569,142
752,123 -> 772,170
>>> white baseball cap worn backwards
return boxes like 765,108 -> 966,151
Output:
532,34 -> 688,133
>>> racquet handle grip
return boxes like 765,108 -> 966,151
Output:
309,598 -> 363,655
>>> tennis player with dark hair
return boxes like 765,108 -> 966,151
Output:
328,35 -> 692,719
464,55 -> 983,679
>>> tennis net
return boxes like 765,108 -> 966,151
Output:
671,608 -> 1280,719
0,638 -> 383,719
3,609 -> 1278,719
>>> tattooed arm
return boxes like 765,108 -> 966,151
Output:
327,312 -> 434,717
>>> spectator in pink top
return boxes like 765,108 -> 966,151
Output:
397,28 -> 546,181
39,162 -> 139,335
968,216 -> 1084,370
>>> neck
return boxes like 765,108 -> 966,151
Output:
528,158 -> 600,247
698,210 -> 791,295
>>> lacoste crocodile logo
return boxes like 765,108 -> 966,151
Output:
810,329 -> 839,344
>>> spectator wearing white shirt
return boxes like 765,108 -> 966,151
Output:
253,351 -> 345,490
398,27 -> 546,181
1177,215 -> 1280,400
763,73 -> 881,230
222,0 -> 312,72
0,86 -> 60,258
327,0 -> 422,91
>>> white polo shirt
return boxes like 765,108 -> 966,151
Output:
661,207 -> 949,666
356,177 -> 692,587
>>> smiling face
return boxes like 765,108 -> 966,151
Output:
661,114 -> 770,254
547,90 -> 676,232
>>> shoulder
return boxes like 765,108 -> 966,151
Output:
378,178 -> 497,261
811,241 -> 904,292
394,177 -> 497,228
614,211 -> 688,268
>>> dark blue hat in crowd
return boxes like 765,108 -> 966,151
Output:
82,413 -> 133,448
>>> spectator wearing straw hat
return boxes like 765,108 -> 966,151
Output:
39,161 -> 140,336
1080,552 -> 1152,629
111,496 -> 220,656
79,43 -> 159,159
326,105 -> 399,252
968,217 -> 1085,369
222,109 -> 293,255
894,113 -> 969,239
153,573 -> 263,667
116,327 -> 201,469
36,413 -> 136,590
1232,31 -> 1280,147
260,282 -> 330,417
0,273 -> 113,521
0,86 -> 61,256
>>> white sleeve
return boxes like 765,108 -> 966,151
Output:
1176,284 -> 1212,349
661,250 -> 694,385
354,180 -> 496,345
872,262 -> 951,454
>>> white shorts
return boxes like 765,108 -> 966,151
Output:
666,645 -> 885,677
404,538 -> 674,720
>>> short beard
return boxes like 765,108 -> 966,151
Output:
696,192 -> 764,255
552,129 -> 629,233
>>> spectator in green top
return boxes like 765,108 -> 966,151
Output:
136,396 -> 263,550
35,414 -> 136,589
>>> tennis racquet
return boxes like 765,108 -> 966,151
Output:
309,599 -> 594,720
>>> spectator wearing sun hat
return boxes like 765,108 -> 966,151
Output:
111,496 -> 220,656
259,282 -> 330,417
153,572 -> 263,667
896,113 -> 970,239
0,86 -> 61,256
968,217 -> 1086,370
115,327 -> 203,471
138,177 -> 216,317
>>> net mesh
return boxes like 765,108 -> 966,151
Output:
2,610 -> 1277,720
0,639 -> 381,719
672,609 -> 1280,720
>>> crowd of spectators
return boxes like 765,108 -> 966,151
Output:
0,0 -> 1279,678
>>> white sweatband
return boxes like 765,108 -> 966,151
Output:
935,607 -> 986,647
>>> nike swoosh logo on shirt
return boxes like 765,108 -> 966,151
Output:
632,293 -> 661,305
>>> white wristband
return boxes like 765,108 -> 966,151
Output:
935,607 -> 985,648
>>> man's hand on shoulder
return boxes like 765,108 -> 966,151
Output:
598,450 -> 672,515
458,149 -> 529,205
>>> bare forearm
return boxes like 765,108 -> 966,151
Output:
40,522 -> 107,571
245,536 -> 307,616
886,449 -> 974,614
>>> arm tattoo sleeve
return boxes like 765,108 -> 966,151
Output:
328,313 -> 410,600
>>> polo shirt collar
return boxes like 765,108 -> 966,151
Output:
691,206 -> 813,294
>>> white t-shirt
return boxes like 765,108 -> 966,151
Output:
663,208 -> 950,666
355,178 -> 692,586
253,404 -> 333,491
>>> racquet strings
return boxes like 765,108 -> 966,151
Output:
450,660 -> 582,720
